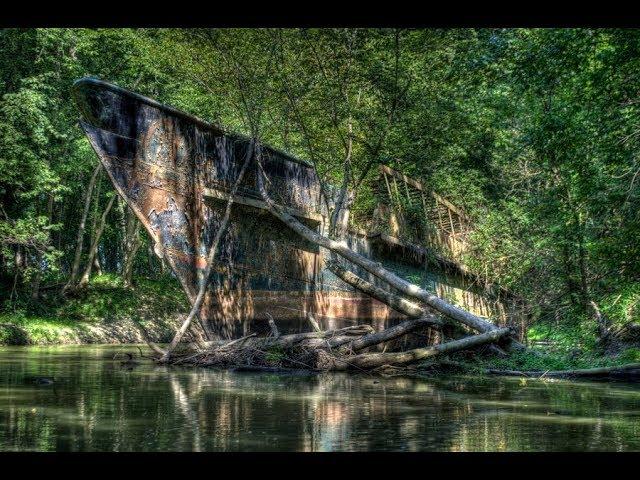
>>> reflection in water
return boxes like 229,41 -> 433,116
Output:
0,345 -> 639,451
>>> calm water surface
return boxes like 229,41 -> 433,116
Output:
0,345 -> 639,451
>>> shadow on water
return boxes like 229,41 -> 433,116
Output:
0,345 -> 639,452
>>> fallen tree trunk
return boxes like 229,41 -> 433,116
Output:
225,324 -> 374,350
255,162 -> 525,351
193,324 -> 374,352
332,327 -> 511,370
326,260 -> 426,318
164,319 -> 510,372
329,316 -> 442,351
487,362 -> 640,379
327,256 -> 508,358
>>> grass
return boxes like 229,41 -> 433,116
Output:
527,321 -> 599,353
420,315 -> 640,375
265,345 -> 286,364
474,350 -> 636,372
428,348 -> 640,377
0,274 -> 188,345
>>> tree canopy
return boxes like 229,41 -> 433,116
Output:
1,28 -> 639,340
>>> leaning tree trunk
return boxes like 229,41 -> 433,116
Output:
324,261 -> 508,357
326,260 -> 426,318
255,161 -> 525,351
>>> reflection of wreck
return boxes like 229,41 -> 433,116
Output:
73,77 -> 523,340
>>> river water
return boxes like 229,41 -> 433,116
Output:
0,345 -> 639,452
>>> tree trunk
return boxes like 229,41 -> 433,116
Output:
326,259 -> 427,318
122,206 -> 142,287
30,252 -> 42,301
332,327 -> 511,370
158,140 -> 256,361
331,316 -> 441,352
123,233 -> 142,286
93,256 -> 102,276
10,247 -> 25,303
77,194 -> 116,289
65,163 -> 101,290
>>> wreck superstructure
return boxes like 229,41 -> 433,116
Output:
73,77 -> 521,340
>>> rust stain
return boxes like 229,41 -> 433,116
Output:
73,77 -> 520,340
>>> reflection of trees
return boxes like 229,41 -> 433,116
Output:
1,347 -> 640,451
169,374 -> 203,452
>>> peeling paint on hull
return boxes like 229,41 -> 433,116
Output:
73,77 -> 407,339
73,77 -> 513,340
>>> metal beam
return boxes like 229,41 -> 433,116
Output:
203,187 -> 324,224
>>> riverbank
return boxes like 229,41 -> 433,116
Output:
419,348 -> 640,379
0,274 -> 188,345
2,274 -> 639,377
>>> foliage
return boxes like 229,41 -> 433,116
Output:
265,345 -> 286,364
1,28 -> 639,357
0,274 -> 187,345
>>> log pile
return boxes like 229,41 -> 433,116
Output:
164,317 -> 513,372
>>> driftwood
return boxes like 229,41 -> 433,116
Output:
487,362 -> 640,379
328,317 -> 440,351
332,327 -> 511,370
162,317 -> 510,372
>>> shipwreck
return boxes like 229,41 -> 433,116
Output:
73,77 -> 524,343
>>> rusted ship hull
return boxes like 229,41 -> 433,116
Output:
74,77 -> 525,341
73,77 -> 411,339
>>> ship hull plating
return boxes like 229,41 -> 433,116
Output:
73,78 -> 413,339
